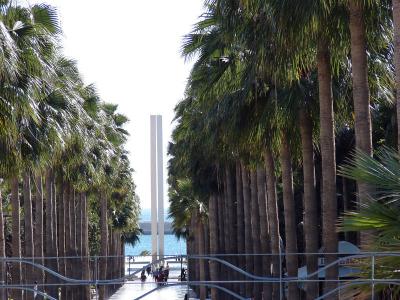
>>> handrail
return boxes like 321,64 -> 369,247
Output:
1,252 -> 396,284
2,252 -> 400,300
0,286 -> 57,300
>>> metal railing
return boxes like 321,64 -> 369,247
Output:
0,252 -> 398,299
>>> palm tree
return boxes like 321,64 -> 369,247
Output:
34,174 -> 44,285
317,37 -> 339,297
299,108 -> 319,299
241,164 -> 254,298
264,147 -> 281,299
339,147 -> 400,297
256,166 -> 271,299
394,0 -> 400,150
23,171 -> 34,299
235,162 -> 246,296
279,131 -> 299,299
249,168 -> 262,299
10,176 -> 21,299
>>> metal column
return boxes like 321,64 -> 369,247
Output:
156,115 -> 164,259
150,115 -> 158,262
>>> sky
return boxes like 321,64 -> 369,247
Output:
27,0 -> 204,209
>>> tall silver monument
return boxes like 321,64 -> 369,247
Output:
150,115 -> 164,262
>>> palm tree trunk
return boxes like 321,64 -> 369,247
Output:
204,220 -> 210,283
349,0 -> 372,154
280,132 -> 299,299
76,192 -> 83,299
317,38 -> 338,298
299,109 -> 319,300
223,179 -> 230,256
217,194 -> 225,256
45,169 -> 58,297
65,184 -> 73,299
241,163 -> 253,298
51,174 -> 58,270
250,169 -> 262,300
195,212 -> 206,300
256,166 -> 272,300
23,172 -> 35,300
216,192 -> 225,299
235,162 -> 246,296
225,166 -> 237,277
264,148 -> 281,300
108,226 -> 115,292
59,182 -> 67,300
191,216 -> 200,295
208,195 -> 219,300
349,0 -> 373,246
394,0 -> 400,150
224,166 -> 236,294
120,235 -> 125,282
226,167 -> 236,254
107,227 -> 112,292
0,188 -> 6,300
71,188 -> 79,299
81,192 -> 90,300
34,174 -> 44,287
11,175 -> 22,300
99,193 -> 108,300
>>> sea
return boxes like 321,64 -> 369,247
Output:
125,208 -> 187,256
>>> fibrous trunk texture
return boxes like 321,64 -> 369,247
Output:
11,176 -> 22,300
250,169 -> 262,300
264,149 -> 281,300
34,174 -> 44,287
317,38 -> 338,298
23,172 -> 34,300
208,195 -> 219,300
299,110 -> 319,300
256,167 -> 272,300
349,0 -> 373,248
235,162 -> 246,296
280,133 -> 299,299
99,193 -> 108,300
241,163 -> 253,298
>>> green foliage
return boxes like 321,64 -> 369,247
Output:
0,1 -> 140,255
340,148 -> 400,295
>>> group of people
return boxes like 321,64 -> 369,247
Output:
139,262 -> 188,283
152,264 -> 170,284
140,263 -> 170,284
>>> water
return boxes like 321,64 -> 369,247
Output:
140,208 -> 172,222
125,234 -> 187,256
125,208 -> 186,256
114,210 -> 191,299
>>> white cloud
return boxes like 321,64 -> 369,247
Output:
27,0 -> 203,209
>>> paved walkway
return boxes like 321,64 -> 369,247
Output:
109,281 -> 191,300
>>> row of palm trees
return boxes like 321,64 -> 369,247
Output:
168,0 -> 398,299
0,1 -> 140,300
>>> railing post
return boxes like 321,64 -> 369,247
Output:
186,254 -> 189,298
128,256 -> 131,276
371,254 -> 375,300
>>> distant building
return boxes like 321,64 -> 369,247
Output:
140,221 -> 173,234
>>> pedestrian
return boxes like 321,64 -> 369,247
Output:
33,281 -> 38,299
